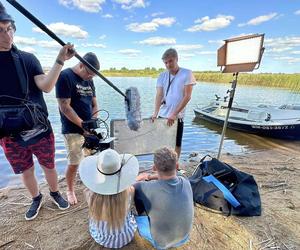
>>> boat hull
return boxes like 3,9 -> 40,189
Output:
194,109 -> 300,140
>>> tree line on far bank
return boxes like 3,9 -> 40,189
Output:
101,68 -> 300,91
42,66 -> 299,91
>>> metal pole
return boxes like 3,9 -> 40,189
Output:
217,72 -> 239,159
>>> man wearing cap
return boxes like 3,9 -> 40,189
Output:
56,52 -> 100,205
0,2 -> 74,220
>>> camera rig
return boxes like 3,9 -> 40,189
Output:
81,112 -> 115,153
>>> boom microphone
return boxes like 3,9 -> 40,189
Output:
7,0 -> 142,131
125,87 -> 142,131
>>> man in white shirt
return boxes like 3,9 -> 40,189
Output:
152,48 -> 196,157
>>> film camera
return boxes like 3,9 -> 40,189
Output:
81,118 -> 115,153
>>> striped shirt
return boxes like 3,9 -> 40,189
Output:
89,212 -> 137,248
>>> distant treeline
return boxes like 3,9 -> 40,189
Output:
102,67 -> 164,77
100,67 -> 300,90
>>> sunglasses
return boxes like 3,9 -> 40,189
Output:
84,66 -> 96,77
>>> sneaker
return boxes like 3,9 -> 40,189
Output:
50,191 -> 70,210
25,193 -> 43,221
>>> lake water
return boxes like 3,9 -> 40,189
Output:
1,77 -> 300,188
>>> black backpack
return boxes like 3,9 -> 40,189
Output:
189,155 -> 261,216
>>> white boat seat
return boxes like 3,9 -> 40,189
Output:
247,111 -> 270,121
212,108 -> 227,117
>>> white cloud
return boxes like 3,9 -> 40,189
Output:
291,51 -> 300,55
264,37 -> 300,59
81,43 -> 106,48
294,9 -> 300,15
186,15 -> 234,32
273,56 -> 293,60
112,0 -> 146,10
196,51 -> 216,55
138,36 -> 176,46
59,0 -> 105,13
173,44 -> 203,51
126,22 -> 158,32
118,49 -> 141,57
102,14 -> 113,18
14,36 -> 38,46
39,40 -> 62,48
208,39 -> 224,46
126,17 -> 176,32
265,36 -> 300,48
180,53 -> 195,58
151,12 -> 164,17
287,58 -> 300,63
33,22 -> 88,39
274,56 -> 300,64
99,35 -> 107,39
238,13 -> 278,27
179,53 -> 196,61
21,47 -> 36,53
268,47 -> 293,53
152,17 -> 176,27
14,36 -> 61,49
104,51 -> 116,54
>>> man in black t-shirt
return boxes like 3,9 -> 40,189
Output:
0,2 -> 75,220
56,52 -> 100,205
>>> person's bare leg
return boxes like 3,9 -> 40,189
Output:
22,166 -> 39,198
65,164 -> 78,205
41,165 -> 58,192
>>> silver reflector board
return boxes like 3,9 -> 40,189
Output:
110,118 -> 177,155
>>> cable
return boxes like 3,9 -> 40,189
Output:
91,109 -> 109,121
0,95 -> 49,138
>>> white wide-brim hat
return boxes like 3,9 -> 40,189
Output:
79,149 -> 139,195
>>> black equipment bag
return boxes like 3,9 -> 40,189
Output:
0,102 -> 47,139
0,45 -> 48,139
189,155 -> 261,216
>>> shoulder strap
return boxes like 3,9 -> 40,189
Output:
10,45 -> 29,99
203,175 -> 241,208
165,68 -> 180,99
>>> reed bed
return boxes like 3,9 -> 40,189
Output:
101,69 -> 300,91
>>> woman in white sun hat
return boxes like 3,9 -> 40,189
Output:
79,148 -> 139,248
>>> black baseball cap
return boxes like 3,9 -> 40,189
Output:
0,2 -> 14,22
83,52 -> 100,70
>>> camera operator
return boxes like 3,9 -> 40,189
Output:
55,52 -> 100,205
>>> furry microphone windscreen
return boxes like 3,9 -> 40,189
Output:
125,87 -> 142,131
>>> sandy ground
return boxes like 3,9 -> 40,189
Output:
0,146 -> 299,250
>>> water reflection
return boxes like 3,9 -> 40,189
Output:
192,117 -> 300,155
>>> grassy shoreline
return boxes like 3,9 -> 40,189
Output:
101,69 -> 300,90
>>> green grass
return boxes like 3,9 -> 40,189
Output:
193,72 -> 300,90
101,68 -> 300,91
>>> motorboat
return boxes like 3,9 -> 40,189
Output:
194,95 -> 300,140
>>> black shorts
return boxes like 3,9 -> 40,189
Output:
176,119 -> 184,147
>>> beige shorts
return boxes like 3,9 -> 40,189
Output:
63,133 -> 85,165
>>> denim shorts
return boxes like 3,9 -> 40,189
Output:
135,215 -> 189,250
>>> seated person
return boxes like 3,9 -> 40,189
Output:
133,147 -> 194,249
79,149 -> 139,248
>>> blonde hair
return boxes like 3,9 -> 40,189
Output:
154,146 -> 177,176
88,188 -> 130,230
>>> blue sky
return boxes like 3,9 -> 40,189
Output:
3,0 -> 300,73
